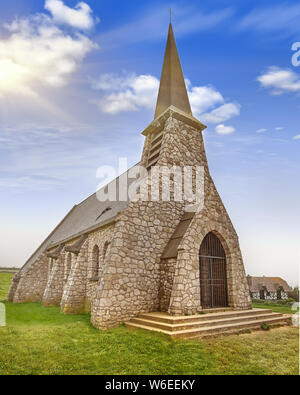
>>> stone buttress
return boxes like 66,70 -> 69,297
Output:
10,253 -> 48,303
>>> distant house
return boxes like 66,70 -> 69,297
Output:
247,275 -> 291,300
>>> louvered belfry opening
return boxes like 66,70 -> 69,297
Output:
147,128 -> 164,170
199,232 -> 228,309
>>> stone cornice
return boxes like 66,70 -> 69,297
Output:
142,106 -> 207,136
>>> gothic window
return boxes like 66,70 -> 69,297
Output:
91,245 -> 100,279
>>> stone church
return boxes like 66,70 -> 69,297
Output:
9,23 -> 253,330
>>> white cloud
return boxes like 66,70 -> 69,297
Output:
215,124 -> 235,135
188,83 -> 240,123
257,67 -> 300,95
92,73 -> 135,91
45,0 -> 96,30
0,2 -> 97,98
92,73 -> 159,114
256,128 -> 267,133
188,85 -> 224,115
93,73 -> 240,125
293,134 -> 300,140
201,102 -> 240,124
275,127 -> 284,131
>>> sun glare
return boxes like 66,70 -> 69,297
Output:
0,59 -> 31,93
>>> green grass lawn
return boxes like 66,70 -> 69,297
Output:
0,273 -> 13,301
0,273 -> 298,375
252,302 -> 296,315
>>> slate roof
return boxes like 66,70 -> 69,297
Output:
21,166 -> 138,273
247,276 -> 291,292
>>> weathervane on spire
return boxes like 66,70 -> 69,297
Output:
170,8 -> 172,24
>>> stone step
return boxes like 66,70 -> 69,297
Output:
130,312 -> 284,332
138,308 -> 274,325
176,316 -> 291,339
126,315 -> 291,339
203,307 -> 233,314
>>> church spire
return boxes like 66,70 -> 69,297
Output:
154,23 -> 192,119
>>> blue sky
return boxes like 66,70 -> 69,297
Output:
0,0 -> 299,286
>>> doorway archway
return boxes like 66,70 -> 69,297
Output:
199,232 -> 228,309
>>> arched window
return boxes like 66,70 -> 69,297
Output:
65,253 -> 72,281
91,245 -> 100,279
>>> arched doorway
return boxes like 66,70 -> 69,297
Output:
199,232 -> 228,309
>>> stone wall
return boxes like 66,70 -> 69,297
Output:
60,240 -> 88,314
159,258 -> 176,312
169,177 -> 252,315
7,274 -> 21,302
60,224 -> 115,314
42,239 -> 78,307
64,252 -> 73,282
11,252 -> 49,303
85,225 -> 115,312
42,253 -> 65,307
9,223 -> 115,313
91,201 -> 184,329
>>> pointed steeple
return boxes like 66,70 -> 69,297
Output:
154,23 -> 192,119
